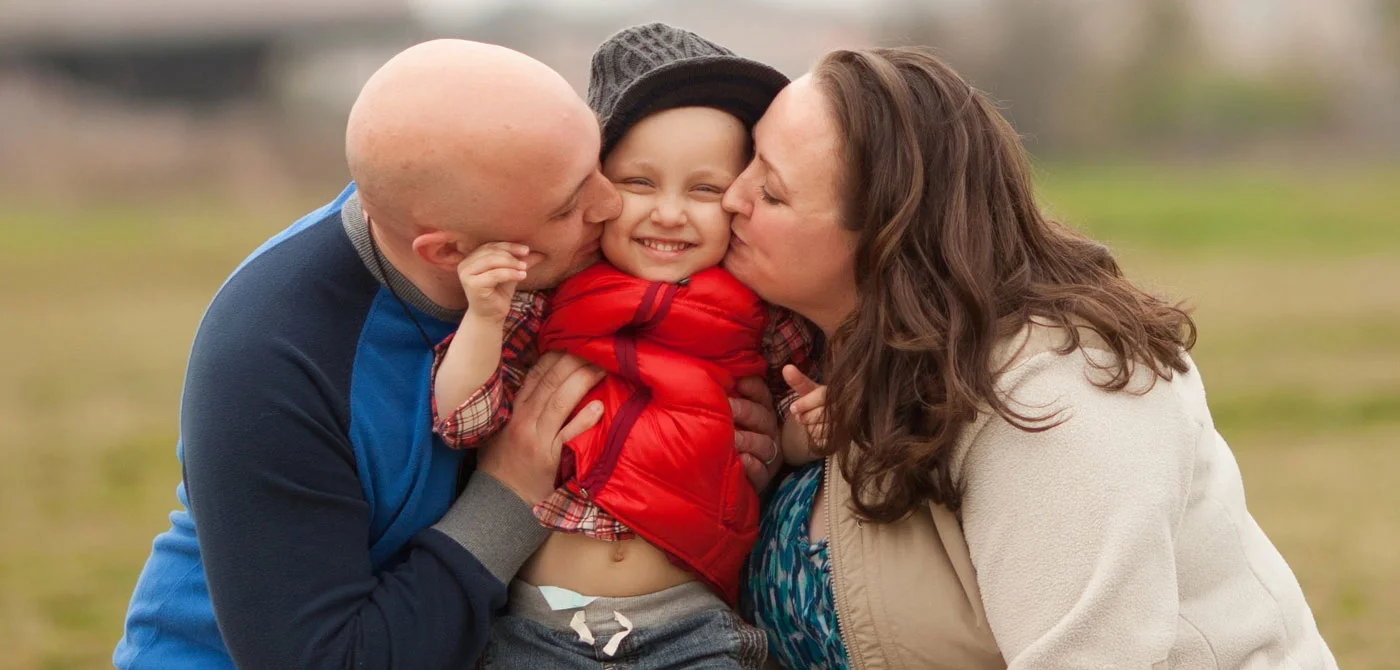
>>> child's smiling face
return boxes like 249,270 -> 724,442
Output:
600,106 -> 748,284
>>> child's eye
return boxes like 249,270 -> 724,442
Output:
619,178 -> 654,189
693,184 -> 723,195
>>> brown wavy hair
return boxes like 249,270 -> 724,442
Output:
813,47 -> 1197,522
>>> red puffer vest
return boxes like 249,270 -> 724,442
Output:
537,262 -> 769,604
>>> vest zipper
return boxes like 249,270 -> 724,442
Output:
827,456 -> 867,670
574,280 -> 680,497
575,383 -> 649,496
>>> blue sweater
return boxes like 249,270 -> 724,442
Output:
114,185 -> 546,668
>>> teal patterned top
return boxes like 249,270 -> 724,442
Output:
743,461 -> 850,669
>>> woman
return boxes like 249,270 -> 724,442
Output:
727,47 -> 1338,669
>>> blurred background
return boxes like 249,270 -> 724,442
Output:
1,0 -> 1397,667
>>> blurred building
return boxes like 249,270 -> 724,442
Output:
878,0 -> 1399,156
0,0 -> 426,196
0,0 -> 1395,198
0,0 -> 417,104
0,0 -> 869,197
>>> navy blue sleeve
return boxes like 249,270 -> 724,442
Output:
182,322 -> 506,668
181,225 -> 506,668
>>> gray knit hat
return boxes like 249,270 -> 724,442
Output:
588,23 -> 790,158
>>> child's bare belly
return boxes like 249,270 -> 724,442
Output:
518,531 -> 696,597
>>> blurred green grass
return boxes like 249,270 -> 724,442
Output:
2,163 -> 1398,668
1039,163 -> 1400,255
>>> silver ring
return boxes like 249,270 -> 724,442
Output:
761,437 -> 780,466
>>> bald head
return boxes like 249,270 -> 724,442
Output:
345,39 -> 620,296
346,39 -> 598,235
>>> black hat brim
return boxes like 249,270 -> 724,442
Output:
600,55 -> 790,158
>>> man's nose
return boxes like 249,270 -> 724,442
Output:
584,172 -> 622,224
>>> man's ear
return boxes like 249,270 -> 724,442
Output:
412,231 -> 466,269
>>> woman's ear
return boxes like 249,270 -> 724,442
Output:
411,231 -> 466,269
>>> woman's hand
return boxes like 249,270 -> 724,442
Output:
731,377 -> 783,492
783,365 -> 828,450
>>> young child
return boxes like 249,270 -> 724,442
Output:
431,23 -> 823,667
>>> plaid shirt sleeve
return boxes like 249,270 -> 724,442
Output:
430,291 -> 548,449
762,306 -> 819,418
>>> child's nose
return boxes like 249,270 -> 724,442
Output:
650,198 -> 687,226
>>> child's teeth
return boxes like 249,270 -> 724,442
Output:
643,240 -> 688,252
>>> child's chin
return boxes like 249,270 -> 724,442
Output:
636,268 -> 688,284
626,261 -> 696,285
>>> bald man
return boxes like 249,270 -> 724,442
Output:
113,40 -> 708,669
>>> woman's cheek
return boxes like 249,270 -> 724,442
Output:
751,214 -> 783,260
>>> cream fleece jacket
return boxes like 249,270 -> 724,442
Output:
941,324 -> 1339,669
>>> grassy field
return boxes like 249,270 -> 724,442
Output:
2,164 -> 1398,668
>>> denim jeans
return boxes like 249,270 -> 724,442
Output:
476,581 -> 768,669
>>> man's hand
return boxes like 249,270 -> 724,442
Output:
783,365 -> 828,450
731,376 -> 782,493
477,352 -> 605,505
457,242 -> 530,323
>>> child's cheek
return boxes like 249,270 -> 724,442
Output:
612,191 -> 648,228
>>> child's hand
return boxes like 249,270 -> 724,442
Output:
782,365 -> 828,450
458,242 -> 530,323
